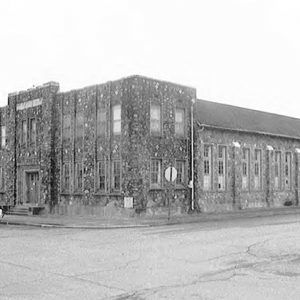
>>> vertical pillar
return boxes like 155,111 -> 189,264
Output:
295,149 -> 300,206
266,146 -> 274,207
232,142 -> 241,209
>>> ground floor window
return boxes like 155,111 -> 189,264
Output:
112,160 -> 121,191
254,149 -> 262,190
274,151 -> 281,190
218,145 -> 226,191
74,162 -> 83,192
96,161 -> 106,192
176,160 -> 185,185
62,162 -> 70,193
284,152 -> 292,190
242,148 -> 250,190
203,144 -> 212,190
0,167 -> 4,190
150,159 -> 162,188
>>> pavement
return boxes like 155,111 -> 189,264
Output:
1,205 -> 300,229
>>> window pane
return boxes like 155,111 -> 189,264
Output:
175,108 -> 184,135
113,105 -> 121,134
150,105 -> 161,133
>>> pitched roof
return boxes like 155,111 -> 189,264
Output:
194,99 -> 300,140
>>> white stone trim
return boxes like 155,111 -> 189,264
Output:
16,98 -> 43,111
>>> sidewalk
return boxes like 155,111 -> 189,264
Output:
1,206 -> 300,229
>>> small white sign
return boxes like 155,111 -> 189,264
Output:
165,166 -> 177,182
124,197 -> 134,208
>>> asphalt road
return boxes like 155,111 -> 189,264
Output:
0,213 -> 300,300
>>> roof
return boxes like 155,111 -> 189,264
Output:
194,99 -> 300,140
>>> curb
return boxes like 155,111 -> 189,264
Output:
0,207 -> 299,229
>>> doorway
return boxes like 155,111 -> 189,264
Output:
25,172 -> 39,204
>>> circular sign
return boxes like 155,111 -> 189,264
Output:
165,167 -> 177,182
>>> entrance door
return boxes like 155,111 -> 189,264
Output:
26,172 -> 39,204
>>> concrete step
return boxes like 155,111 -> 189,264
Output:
6,207 -> 30,216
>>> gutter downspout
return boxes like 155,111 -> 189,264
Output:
191,99 -> 195,210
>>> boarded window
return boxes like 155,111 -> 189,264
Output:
75,112 -> 84,140
218,146 -> 226,191
175,108 -> 185,136
254,149 -> 262,190
203,144 -> 212,190
112,160 -> 121,191
1,126 -> 6,148
112,105 -> 121,134
97,106 -> 106,137
176,160 -> 185,185
274,151 -> 281,190
150,104 -> 161,134
29,118 -> 36,145
150,159 -> 162,187
22,120 -> 27,145
62,114 -> 71,143
0,167 -> 4,190
242,148 -> 250,190
284,152 -> 292,190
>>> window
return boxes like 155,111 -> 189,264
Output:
274,151 -> 281,190
112,105 -> 121,134
1,126 -> 6,148
75,162 -> 83,191
242,148 -> 250,190
62,114 -> 71,143
254,149 -> 262,190
112,160 -> 121,191
62,162 -> 70,193
175,108 -> 185,136
150,159 -> 162,188
0,167 -> 4,190
96,161 -> 106,192
97,106 -> 106,137
218,146 -> 226,191
176,160 -> 185,185
150,104 -> 161,134
75,111 -> 84,141
203,144 -> 212,190
29,119 -> 36,145
284,152 -> 292,190
22,120 -> 27,145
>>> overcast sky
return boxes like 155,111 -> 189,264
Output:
0,0 -> 300,117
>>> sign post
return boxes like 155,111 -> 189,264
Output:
165,166 -> 177,221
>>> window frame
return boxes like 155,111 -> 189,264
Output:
242,147 -> 250,191
111,160 -> 121,192
150,103 -> 162,135
61,162 -> 70,194
0,125 -> 6,149
74,162 -> 84,193
284,151 -> 292,190
274,150 -> 282,190
21,119 -> 27,146
29,118 -> 37,146
112,104 -> 121,135
203,144 -> 213,191
254,148 -> 262,190
95,160 -> 106,193
175,107 -> 185,136
175,160 -> 186,186
217,145 -> 227,191
97,105 -> 106,138
150,158 -> 162,189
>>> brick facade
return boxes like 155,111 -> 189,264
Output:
0,75 -> 299,215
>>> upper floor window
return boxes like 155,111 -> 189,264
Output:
242,148 -> 250,190
254,149 -> 262,190
150,159 -> 162,188
29,118 -> 36,145
284,152 -> 292,190
176,160 -> 185,185
0,166 -> 4,190
75,111 -> 84,141
97,105 -> 106,137
62,114 -> 71,143
274,151 -> 281,190
203,144 -> 213,191
1,126 -> 6,148
21,120 -> 27,145
112,105 -> 121,135
150,104 -> 161,134
218,146 -> 226,191
175,108 -> 185,136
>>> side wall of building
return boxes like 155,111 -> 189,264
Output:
195,128 -> 300,212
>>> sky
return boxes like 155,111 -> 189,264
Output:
0,0 -> 300,117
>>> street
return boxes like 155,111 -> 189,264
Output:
0,213 -> 300,299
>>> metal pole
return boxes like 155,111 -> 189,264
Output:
191,99 -> 195,210
168,165 -> 172,221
